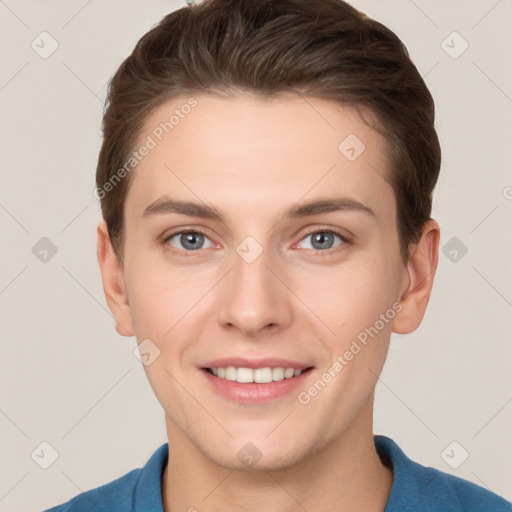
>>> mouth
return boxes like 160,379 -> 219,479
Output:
202,366 -> 314,383
200,365 -> 315,404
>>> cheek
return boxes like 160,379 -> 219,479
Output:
297,252 -> 397,330
310,262 -> 396,394
123,252 -> 178,337
124,254 -> 217,347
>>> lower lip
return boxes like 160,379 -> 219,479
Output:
200,368 -> 314,404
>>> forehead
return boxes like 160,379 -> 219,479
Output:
125,93 -> 394,225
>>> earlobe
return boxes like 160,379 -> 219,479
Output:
96,220 -> 135,337
392,219 -> 440,335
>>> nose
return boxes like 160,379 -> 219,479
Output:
215,241 -> 294,338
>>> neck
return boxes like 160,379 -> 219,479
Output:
162,398 -> 393,512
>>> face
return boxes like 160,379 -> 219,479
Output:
100,93 -> 433,471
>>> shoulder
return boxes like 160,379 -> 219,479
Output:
375,435 -> 512,512
42,443 -> 168,512
432,469 -> 512,511
408,463 -> 512,511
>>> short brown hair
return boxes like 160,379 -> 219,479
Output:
96,0 -> 441,264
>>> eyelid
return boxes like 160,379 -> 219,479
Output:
298,226 -> 352,244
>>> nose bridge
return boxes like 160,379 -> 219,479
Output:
215,235 -> 292,335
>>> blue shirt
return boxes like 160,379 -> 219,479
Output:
44,435 -> 511,511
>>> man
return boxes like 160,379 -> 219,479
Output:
45,0 -> 511,510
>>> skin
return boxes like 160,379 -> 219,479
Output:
97,93 -> 439,512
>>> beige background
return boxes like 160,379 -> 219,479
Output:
0,1 -> 511,511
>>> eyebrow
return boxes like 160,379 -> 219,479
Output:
142,195 -> 376,222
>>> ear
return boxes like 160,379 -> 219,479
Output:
96,220 -> 134,337
392,219 -> 440,334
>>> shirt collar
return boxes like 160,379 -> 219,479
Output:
375,434 -> 441,511
133,443 -> 168,512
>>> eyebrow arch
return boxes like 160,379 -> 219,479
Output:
141,195 -> 376,222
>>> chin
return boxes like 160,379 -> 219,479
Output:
214,450 -> 303,473
200,436 -> 308,473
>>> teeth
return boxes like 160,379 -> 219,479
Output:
254,367 -> 273,383
284,368 -> 294,378
272,367 -> 284,381
225,366 -> 237,381
237,367 -> 254,383
208,366 -> 305,383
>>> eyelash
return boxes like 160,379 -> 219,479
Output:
161,227 -> 351,257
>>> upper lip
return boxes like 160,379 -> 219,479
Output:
200,357 -> 314,370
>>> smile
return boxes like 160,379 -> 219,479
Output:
201,365 -> 315,404
205,366 -> 311,383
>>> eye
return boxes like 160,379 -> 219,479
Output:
297,229 -> 348,252
164,230 -> 214,252
162,227 -> 350,256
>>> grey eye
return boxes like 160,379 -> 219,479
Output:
299,231 -> 343,251
168,232 -> 213,251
